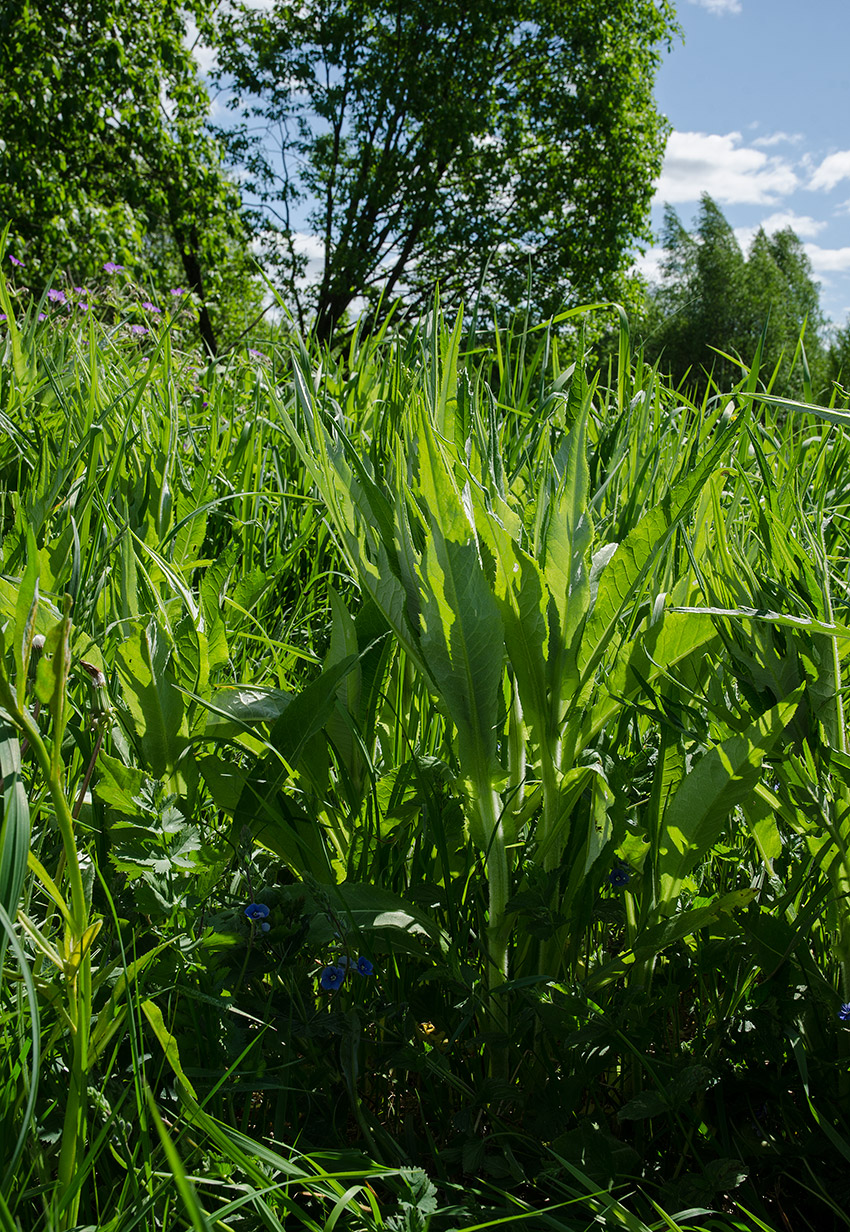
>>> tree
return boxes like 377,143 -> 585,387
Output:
212,0 -> 680,341
827,320 -> 850,397
640,194 -> 827,398
0,0 -> 259,352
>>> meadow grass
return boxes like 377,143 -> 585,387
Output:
1,273 -> 850,1230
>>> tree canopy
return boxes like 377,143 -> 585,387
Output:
213,0 -> 680,340
638,194 -> 829,399
0,0 -> 258,352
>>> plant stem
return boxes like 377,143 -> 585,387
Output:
474,782 -> 510,1080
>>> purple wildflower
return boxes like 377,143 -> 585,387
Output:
73,286 -> 86,294
0,313 -> 6,322
140,301 -> 161,313
103,262 -> 124,274
248,348 -> 268,360
839,1003 -> 850,1022
78,302 -> 89,312
47,288 -> 66,304
319,965 -> 345,991
8,255 -> 23,268
130,324 -> 147,336
169,287 -> 185,296
37,312 -> 47,321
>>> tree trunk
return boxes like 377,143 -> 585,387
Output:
179,226 -> 218,357
314,286 -> 353,346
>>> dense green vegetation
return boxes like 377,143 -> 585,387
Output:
636,194 -> 833,402
3,264 -> 850,1230
0,0 -> 259,354
6,3 -> 850,1228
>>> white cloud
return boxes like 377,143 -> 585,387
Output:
685,0 -> 742,12
757,211 -> 827,238
810,152 -> 850,192
290,233 -> 326,287
702,214 -> 828,266
752,132 -> 804,149
733,226 -> 758,252
292,233 -> 325,262
633,246 -> 665,283
804,243 -> 850,274
655,131 -> 799,206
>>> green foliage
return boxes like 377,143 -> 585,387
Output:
0,0 -> 261,352
828,317 -> 850,391
4,300 -> 850,1231
212,0 -> 680,340
638,193 -> 829,400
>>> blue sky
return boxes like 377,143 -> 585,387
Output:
644,0 -> 850,328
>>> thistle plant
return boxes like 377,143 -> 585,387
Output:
268,305 -> 758,1062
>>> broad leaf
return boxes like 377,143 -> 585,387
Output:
658,689 -> 803,903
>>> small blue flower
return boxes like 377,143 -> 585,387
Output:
320,964 -> 345,991
608,860 -> 631,888
838,1003 -> 850,1022
245,903 -> 270,932
337,955 -> 375,977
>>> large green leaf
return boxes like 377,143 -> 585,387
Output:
307,881 -> 446,956
94,751 -> 147,814
0,712 -> 30,930
633,888 -> 755,961
203,685 -> 293,738
577,421 -> 741,688
658,689 -> 803,903
585,609 -> 719,743
324,587 -> 363,788
238,787 -> 336,879
115,619 -> 193,794
197,755 -> 249,814
414,413 -> 505,820
543,401 -> 593,682
266,654 -> 357,769
485,528 -> 550,748
224,656 -> 359,878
